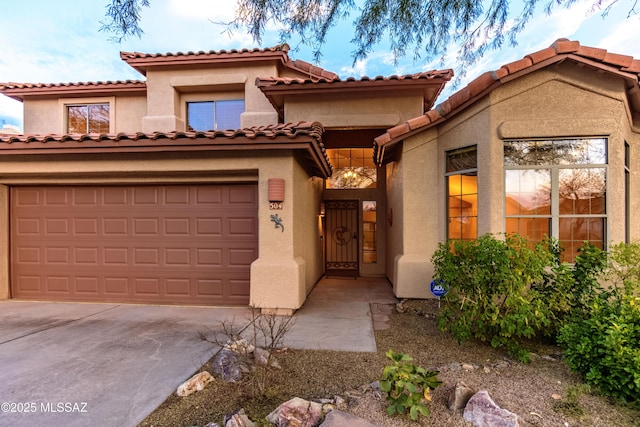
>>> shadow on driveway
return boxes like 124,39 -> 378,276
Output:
0,301 -> 252,427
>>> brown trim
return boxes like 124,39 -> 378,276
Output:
0,126 -> 333,178
0,81 -> 147,101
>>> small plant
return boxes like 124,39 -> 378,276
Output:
379,349 -> 442,420
552,384 -> 591,417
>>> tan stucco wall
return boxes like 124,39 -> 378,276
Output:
143,64 -> 279,132
284,92 -> 423,128
115,96 -> 147,133
22,95 -> 146,135
388,61 -> 640,299
250,154 -> 325,313
385,128 -> 441,298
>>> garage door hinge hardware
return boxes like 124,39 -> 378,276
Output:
270,214 -> 284,232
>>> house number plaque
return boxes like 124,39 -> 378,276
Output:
269,202 -> 283,210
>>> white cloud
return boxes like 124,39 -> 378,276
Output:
596,15 -> 640,57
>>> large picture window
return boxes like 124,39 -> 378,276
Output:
446,146 -> 478,241
187,100 -> 244,131
67,103 -> 110,134
504,138 -> 607,262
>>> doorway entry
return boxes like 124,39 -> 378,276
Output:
324,199 -> 359,277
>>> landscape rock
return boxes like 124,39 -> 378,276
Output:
448,381 -> 476,411
176,371 -> 214,397
319,410 -> 379,427
254,347 -> 281,369
204,423 -> 221,427
225,338 -> 255,354
463,390 -> 524,427
225,408 -> 255,427
213,348 -> 248,382
267,397 -> 323,427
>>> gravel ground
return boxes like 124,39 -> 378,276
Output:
139,299 -> 639,427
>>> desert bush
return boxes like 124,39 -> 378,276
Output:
432,234 -> 555,361
558,294 -> 640,404
558,242 -> 640,405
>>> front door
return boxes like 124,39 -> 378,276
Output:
325,200 -> 359,277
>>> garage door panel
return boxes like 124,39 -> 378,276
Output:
11,184 -> 257,305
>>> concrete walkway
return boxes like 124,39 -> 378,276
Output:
0,276 -> 396,426
285,276 -> 397,352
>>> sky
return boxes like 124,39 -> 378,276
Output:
1,0 -> 639,131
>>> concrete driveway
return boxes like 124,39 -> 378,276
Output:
0,301 -> 252,427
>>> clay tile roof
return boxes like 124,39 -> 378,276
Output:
373,38 -> 640,165
120,44 -> 337,80
257,69 -> 453,121
0,80 -> 147,101
0,122 -> 332,177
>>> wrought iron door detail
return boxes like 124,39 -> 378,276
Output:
325,200 -> 359,276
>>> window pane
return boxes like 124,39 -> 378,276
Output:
187,102 -> 215,131
559,217 -> 606,263
215,100 -> 244,130
446,146 -> 477,172
88,104 -> 110,133
559,168 -> 606,215
447,172 -> 477,240
505,169 -> 550,215
67,105 -> 87,133
363,201 -> 377,264
326,148 -> 377,189
506,217 -> 550,243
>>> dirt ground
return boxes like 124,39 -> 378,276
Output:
139,299 -> 639,427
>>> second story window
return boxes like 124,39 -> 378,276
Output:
187,100 -> 244,131
67,103 -> 110,134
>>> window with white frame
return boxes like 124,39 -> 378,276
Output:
504,138 -> 607,262
446,146 -> 478,241
186,100 -> 244,131
66,103 -> 110,134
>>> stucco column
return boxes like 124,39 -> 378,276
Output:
393,135 -> 439,299
0,185 -> 9,299
250,160 -> 307,314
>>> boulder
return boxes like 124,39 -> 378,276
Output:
176,371 -> 214,397
448,381 -> 476,411
463,390 -> 524,427
225,408 -> 255,427
319,410 -> 379,427
266,397 -> 323,427
213,349 -> 248,382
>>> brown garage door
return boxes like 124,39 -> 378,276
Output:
10,184 -> 257,305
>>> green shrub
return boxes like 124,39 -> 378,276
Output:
558,294 -> 640,404
379,350 -> 442,420
432,234 -> 554,361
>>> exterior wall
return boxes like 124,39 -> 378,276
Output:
489,63 -> 633,244
22,95 -> 146,135
0,150 -> 324,309
385,128 -> 441,298
115,96 -> 147,133
143,64 -> 280,133
250,155 -> 325,313
284,93 -> 423,128
388,61 -> 640,300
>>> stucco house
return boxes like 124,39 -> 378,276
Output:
0,39 -> 638,312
